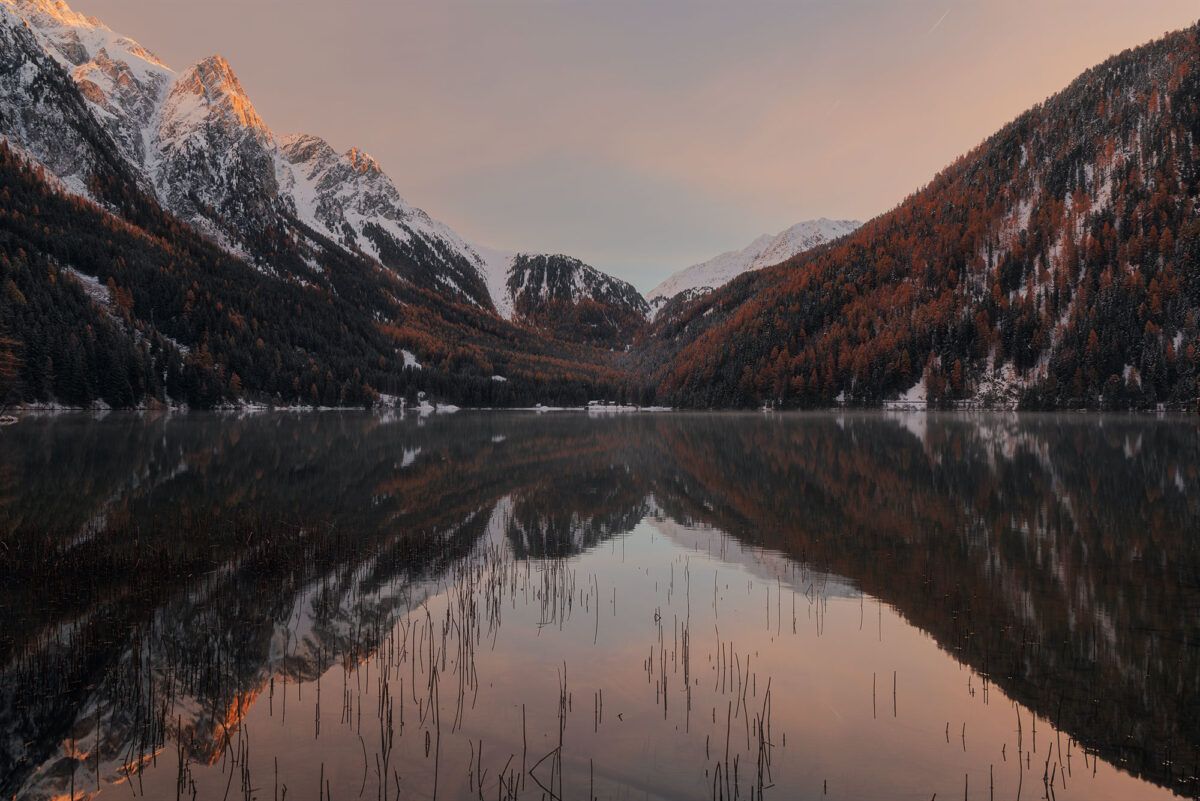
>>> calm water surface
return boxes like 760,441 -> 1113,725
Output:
1,411 -> 1198,800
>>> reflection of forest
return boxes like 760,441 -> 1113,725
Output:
644,413 -> 1200,796
0,412 -> 1197,797
0,412 -> 656,798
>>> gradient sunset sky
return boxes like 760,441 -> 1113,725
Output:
75,0 -> 1200,290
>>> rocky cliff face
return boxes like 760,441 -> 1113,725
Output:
151,55 -> 291,246
2,0 -> 170,183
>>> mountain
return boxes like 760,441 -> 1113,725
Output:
0,0 -> 652,409
0,0 -> 640,318
477,252 -> 649,346
278,133 -> 493,307
8,0 -> 171,169
646,218 -> 860,315
0,1 -> 137,197
153,55 -> 290,247
641,24 -> 1200,411
0,135 -> 644,409
1,0 -> 491,296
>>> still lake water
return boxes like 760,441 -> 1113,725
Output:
1,411 -> 1198,800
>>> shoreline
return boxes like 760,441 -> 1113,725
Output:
3,404 -> 1197,419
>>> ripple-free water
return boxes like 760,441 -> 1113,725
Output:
1,411 -> 1197,799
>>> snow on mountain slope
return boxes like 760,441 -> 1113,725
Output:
508,254 -> 648,315
278,133 -> 494,306
1,0 -> 172,175
470,249 -> 650,330
0,0 -> 644,320
151,55 -> 289,245
0,4 -> 112,195
503,253 -> 650,345
474,246 -> 521,319
647,218 -> 861,312
2,0 -> 519,306
0,0 -> 494,300
1,0 -> 280,246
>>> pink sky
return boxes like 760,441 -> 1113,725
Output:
73,0 -> 1200,289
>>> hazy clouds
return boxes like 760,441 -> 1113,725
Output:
76,0 -> 1200,289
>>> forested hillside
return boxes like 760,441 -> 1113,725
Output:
0,144 -> 642,408
638,25 -> 1200,410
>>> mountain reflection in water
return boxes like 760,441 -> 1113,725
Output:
0,411 -> 1197,800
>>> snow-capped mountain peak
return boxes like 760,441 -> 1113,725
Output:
152,54 -> 285,243
648,218 -> 862,310
279,133 -> 335,164
0,2 -> 121,194
2,0 -> 168,83
500,253 -> 651,345
0,0 -> 647,325
2,0 -> 172,174
6,0 -> 99,28
473,249 -> 650,332
277,130 -> 495,306
169,55 -> 267,134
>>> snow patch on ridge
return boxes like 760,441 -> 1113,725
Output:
473,245 -> 518,320
648,218 -> 861,308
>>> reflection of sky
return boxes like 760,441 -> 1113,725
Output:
68,0 -> 1200,290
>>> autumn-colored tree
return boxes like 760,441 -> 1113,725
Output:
0,336 -> 19,406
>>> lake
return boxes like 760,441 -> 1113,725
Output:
1,411 -> 1198,800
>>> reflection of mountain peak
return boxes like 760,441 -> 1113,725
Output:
647,516 -> 859,600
